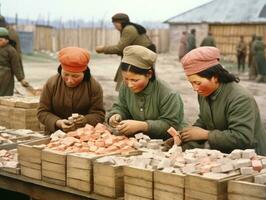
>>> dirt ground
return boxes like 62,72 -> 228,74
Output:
21,52 -> 266,127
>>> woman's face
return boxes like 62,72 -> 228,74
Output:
61,69 -> 84,88
122,70 -> 152,93
187,74 -> 219,97
113,22 -> 122,31
0,38 -> 8,47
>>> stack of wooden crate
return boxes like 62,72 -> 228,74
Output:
228,175 -> 266,200
41,148 -> 67,186
18,138 -> 50,180
0,96 -> 41,131
124,166 -> 154,200
67,153 -> 96,193
185,173 -> 242,200
154,170 -> 185,200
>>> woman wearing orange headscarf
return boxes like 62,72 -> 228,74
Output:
37,47 -> 105,134
178,47 -> 266,155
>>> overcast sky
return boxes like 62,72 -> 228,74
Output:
0,0 -> 211,22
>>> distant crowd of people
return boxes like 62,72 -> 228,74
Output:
178,29 -> 266,83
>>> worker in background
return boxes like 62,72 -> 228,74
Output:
178,31 -> 188,60
187,29 -> 196,52
107,45 -> 186,140
95,13 -> 156,91
178,47 -> 266,155
200,32 -> 216,47
253,36 -> 266,83
248,34 -> 257,80
0,27 -> 28,96
236,36 -> 247,73
37,47 -> 105,134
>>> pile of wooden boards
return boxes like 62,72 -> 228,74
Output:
0,96 -> 41,131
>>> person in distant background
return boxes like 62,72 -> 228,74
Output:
0,27 -> 28,96
200,32 -> 216,47
178,31 -> 188,60
95,13 -> 156,91
187,29 -> 196,52
253,36 -> 266,83
38,47 -> 105,134
248,34 -> 257,80
236,35 -> 247,73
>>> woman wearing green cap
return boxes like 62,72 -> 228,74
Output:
0,27 -> 28,96
95,13 -> 156,91
107,45 -> 186,140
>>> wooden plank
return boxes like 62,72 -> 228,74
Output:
94,183 -> 123,198
125,193 -> 151,200
67,153 -> 96,170
154,189 -> 184,200
185,189 -> 227,200
67,177 -> 91,193
0,167 -> 20,174
123,166 -> 153,181
124,176 -> 152,188
228,179 -> 266,199
42,176 -> 66,186
21,166 -> 41,180
125,183 -> 153,199
67,168 -> 91,182
20,160 -> 41,170
228,194 -> 265,200
93,162 -> 123,177
42,149 -> 66,164
42,169 -> 65,181
154,182 -> 183,194
185,174 -> 241,195
154,170 -> 185,188
42,161 -> 65,173
94,174 -> 123,188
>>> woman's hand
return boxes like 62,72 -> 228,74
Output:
116,120 -> 148,137
95,46 -> 105,53
180,127 -> 209,142
109,114 -> 122,128
20,79 -> 29,87
56,119 -> 75,132
73,115 -> 87,128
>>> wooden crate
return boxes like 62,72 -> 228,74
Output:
185,173 -> 242,200
9,107 -> 40,131
0,105 -> 11,128
228,175 -> 266,200
154,170 -> 185,200
18,137 -> 50,180
124,166 -> 153,200
67,153 -> 99,193
93,161 -> 124,198
42,148 -> 67,186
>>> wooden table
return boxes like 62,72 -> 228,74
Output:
0,171 -> 122,200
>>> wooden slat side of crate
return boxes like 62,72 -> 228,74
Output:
18,137 -> 50,180
185,189 -> 227,200
0,105 -> 11,128
125,193 -> 151,200
93,162 -> 124,198
185,174 -> 242,196
41,148 -> 67,186
124,166 -> 153,200
228,176 -> 266,199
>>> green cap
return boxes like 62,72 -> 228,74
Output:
0,27 -> 9,37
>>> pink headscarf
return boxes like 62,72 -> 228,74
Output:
181,47 -> 220,76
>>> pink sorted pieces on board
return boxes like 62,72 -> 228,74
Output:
252,159 -> 263,172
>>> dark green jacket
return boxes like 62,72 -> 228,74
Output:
183,82 -> 266,155
107,79 -> 186,140
0,44 -> 24,96
103,25 -> 153,55
200,35 -> 216,47
187,33 -> 196,52
253,40 -> 266,75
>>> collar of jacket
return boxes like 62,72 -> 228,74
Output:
135,80 -> 154,96
208,83 -> 224,101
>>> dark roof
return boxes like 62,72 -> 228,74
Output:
165,0 -> 266,24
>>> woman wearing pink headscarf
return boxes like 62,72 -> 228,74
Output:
178,46 -> 266,155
